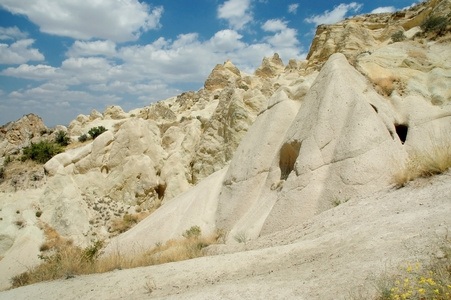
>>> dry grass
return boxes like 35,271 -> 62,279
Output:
109,212 -> 150,235
373,76 -> 397,96
10,225 -> 223,289
394,136 -> 451,187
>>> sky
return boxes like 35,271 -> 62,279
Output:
0,0 -> 422,127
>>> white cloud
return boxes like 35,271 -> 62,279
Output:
0,39 -> 44,64
66,40 -> 117,57
0,26 -> 28,40
2,63 -> 58,80
0,0 -> 163,42
305,2 -> 363,26
371,6 -> 396,14
262,19 -> 288,32
261,19 -> 300,60
217,0 -> 253,30
209,30 -> 245,52
288,4 -> 299,14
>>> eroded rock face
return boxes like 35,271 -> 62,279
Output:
0,114 -> 48,157
255,53 -> 285,78
305,0 -> 450,71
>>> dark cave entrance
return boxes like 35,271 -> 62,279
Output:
395,124 -> 409,144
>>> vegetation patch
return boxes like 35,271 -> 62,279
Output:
21,141 -> 64,164
373,239 -> 451,300
10,225 -> 223,289
421,15 -> 449,37
88,126 -> 107,139
394,135 -> 451,187
391,31 -> 406,43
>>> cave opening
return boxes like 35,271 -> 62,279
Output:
395,124 -> 409,144
279,141 -> 301,180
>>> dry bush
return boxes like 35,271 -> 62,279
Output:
109,212 -> 149,234
373,77 -> 397,96
394,135 -> 451,187
11,225 -> 223,288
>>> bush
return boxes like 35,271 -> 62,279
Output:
182,226 -> 202,239
82,240 -> 104,263
78,134 -> 88,142
54,130 -> 70,146
391,31 -> 406,42
88,126 -> 107,139
22,141 -> 64,164
421,16 -> 448,36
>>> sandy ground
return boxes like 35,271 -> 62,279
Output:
0,171 -> 450,300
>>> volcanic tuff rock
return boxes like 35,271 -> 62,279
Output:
0,0 -> 451,294
0,114 -> 47,158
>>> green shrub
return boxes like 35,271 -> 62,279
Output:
22,141 -> 64,164
54,130 -> 70,146
0,167 -> 5,180
421,16 -> 448,35
88,126 -> 107,139
183,226 -> 202,239
391,31 -> 406,42
82,240 -> 104,263
78,134 -> 88,142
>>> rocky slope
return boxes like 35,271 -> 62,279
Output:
0,0 -> 450,296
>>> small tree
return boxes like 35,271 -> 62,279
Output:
54,130 -> 70,146
88,126 -> 107,139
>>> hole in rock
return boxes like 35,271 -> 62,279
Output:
394,124 -> 408,144
279,141 -> 301,180
156,183 -> 166,200
100,165 -> 109,175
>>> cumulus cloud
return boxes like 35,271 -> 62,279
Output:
0,26 -> 28,40
218,0 -> 253,30
371,6 -> 396,14
288,4 -> 299,14
2,63 -> 58,80
66,40 -> 117,57
0,0 -> 163,42
305,2 -> 363,26
209,30 -> 245,52
0,39 -> 44,64
261,19 -> 300,59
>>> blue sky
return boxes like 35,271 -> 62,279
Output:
0,0 -> 421,127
